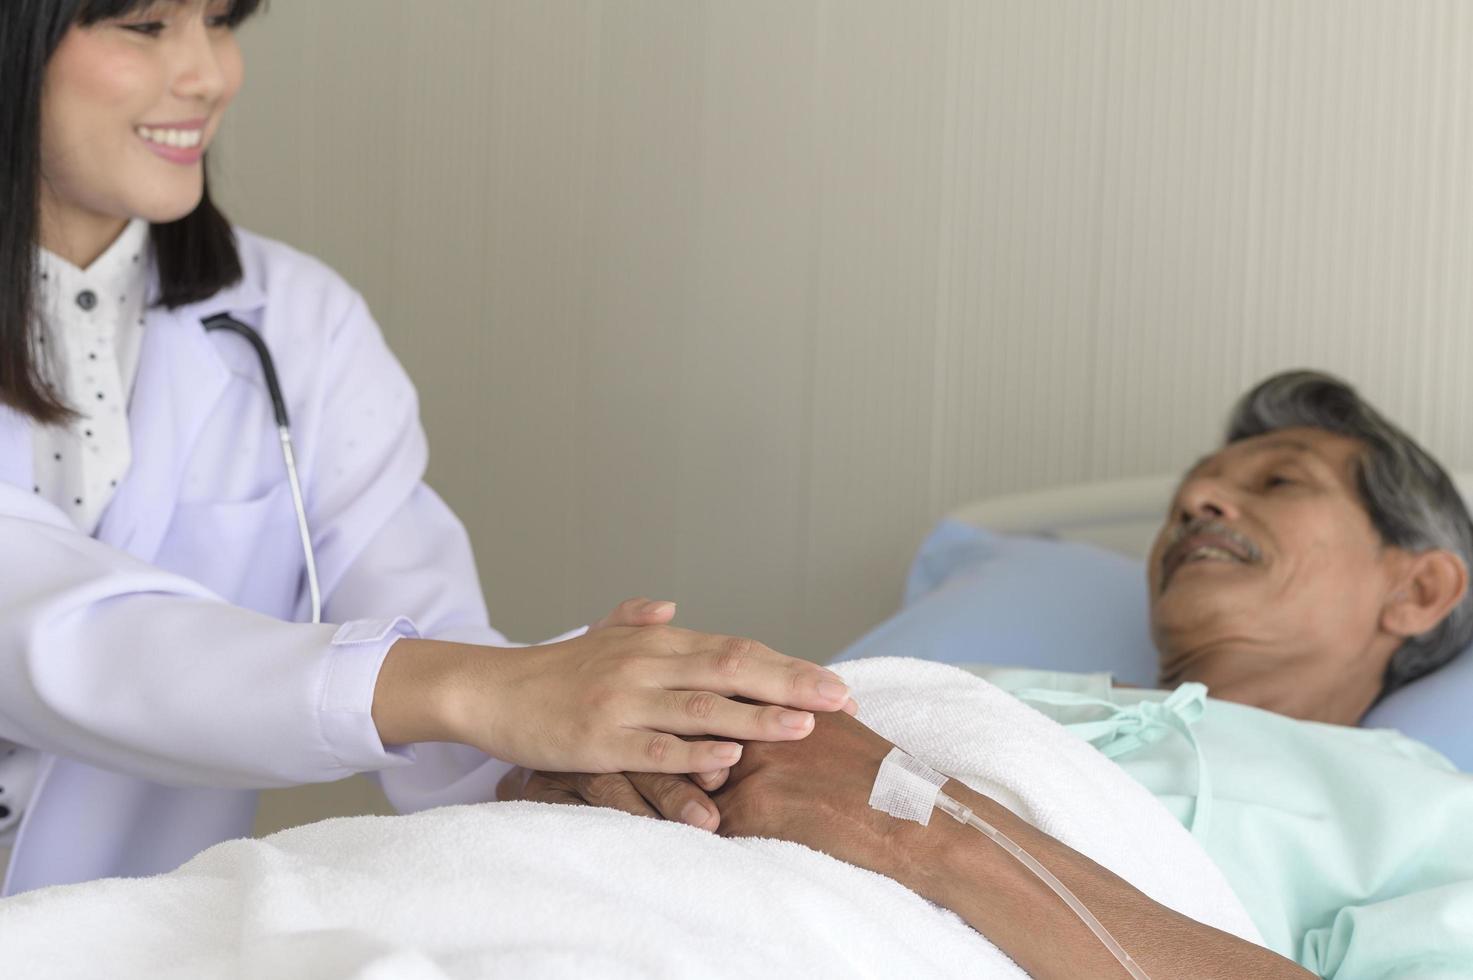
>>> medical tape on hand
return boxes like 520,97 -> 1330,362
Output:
868,747 -> 948,826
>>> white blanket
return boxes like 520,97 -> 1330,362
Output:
0,658 -> 1261,978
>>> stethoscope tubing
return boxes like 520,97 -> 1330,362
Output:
201,314 -> 322,625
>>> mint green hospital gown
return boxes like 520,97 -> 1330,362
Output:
965,666 -> 1473,980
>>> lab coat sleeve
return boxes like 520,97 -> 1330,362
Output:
320,484 -> 522,812
0,480 -> 418,788
303,290 -> 584,813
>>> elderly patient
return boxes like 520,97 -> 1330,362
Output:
506,371 -> 1473,979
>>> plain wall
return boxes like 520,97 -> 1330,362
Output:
234,1 -> 1473,834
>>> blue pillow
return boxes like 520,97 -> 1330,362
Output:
834,518 -> 1473,770
1369,645 -> 1473,770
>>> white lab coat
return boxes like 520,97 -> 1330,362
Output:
0,229 -> 526,896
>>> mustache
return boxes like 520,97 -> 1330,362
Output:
1162,517 -> 1263,562
1158,518 -> 1263,593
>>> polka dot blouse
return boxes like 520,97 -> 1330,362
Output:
29,218 -> 150,535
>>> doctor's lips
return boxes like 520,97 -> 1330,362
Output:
1159,519 -> 1262,590
135,119 -> 209,163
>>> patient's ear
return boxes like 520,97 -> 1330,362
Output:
1382,549 -> 1469,638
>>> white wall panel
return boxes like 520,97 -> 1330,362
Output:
218,0 -> 1473,672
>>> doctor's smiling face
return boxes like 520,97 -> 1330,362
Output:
39,0 -> 244,265
1147,373 -> 1472,726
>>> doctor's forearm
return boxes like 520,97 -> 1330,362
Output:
371,638 -> 485,747
901,783 -> 1312,979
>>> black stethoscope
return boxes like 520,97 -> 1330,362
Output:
202,314 -> 321,624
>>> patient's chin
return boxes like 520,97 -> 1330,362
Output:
1157,561 -> 1261,615
1150,576 -> 1261,648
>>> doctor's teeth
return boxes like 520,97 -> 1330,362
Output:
136,127 -> 203,149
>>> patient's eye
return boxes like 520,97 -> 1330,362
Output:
1265,473 -> 1295,489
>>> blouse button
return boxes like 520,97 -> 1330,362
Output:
76,290 -> 98,311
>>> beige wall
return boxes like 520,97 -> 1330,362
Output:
233,0 -> 1473,833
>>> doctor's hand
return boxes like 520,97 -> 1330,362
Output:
493,600 -> 859,829
487,597 -> 726,827
371,606 -> 857,777
590,596 -> 681,631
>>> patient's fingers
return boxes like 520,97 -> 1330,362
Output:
508,769 -> 719,830
692,768 -> 730,791
569,772 -> 662,820
504,770 -> 662,820
495,766 -> 532,802
512,772 -> 588,808
628,772 -> 720,831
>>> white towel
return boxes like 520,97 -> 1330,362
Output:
842,658 -> 1260,939
0,658 -> 1260,978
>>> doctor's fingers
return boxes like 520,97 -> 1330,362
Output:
606,732 -> 747,776
650,690 -> 821,744
651,632 -> 852,713
591,597 -> 678,631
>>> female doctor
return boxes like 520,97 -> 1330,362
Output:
0,0 -> 855,896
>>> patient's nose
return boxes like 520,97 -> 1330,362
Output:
1174,476 -> 1240,524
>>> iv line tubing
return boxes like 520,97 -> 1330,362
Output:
933,790 -> 1152,980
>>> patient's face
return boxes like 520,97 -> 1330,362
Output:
1148,427 -> 1402,711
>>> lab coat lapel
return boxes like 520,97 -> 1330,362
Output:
97,278 -> 267,561
0,406 -> 33,491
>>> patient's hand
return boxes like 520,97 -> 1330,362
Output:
499,766 -> 727,831
716,716 -> 1316,980
709,712 -> 936,886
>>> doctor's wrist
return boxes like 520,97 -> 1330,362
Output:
371,637 -> 475,747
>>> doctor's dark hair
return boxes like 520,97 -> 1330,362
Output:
1226,369 -> 1473,698
0,0 -> 264,424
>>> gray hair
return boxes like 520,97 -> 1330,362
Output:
1226,370 -> 1473,696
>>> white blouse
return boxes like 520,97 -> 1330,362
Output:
29,218 -> 150,532
0,219 -> 150,862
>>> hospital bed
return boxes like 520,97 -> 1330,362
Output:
835,474 -> 1473,770
4,476 -> 1466,977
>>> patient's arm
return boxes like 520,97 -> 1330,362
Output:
710,712 -> 1313,980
